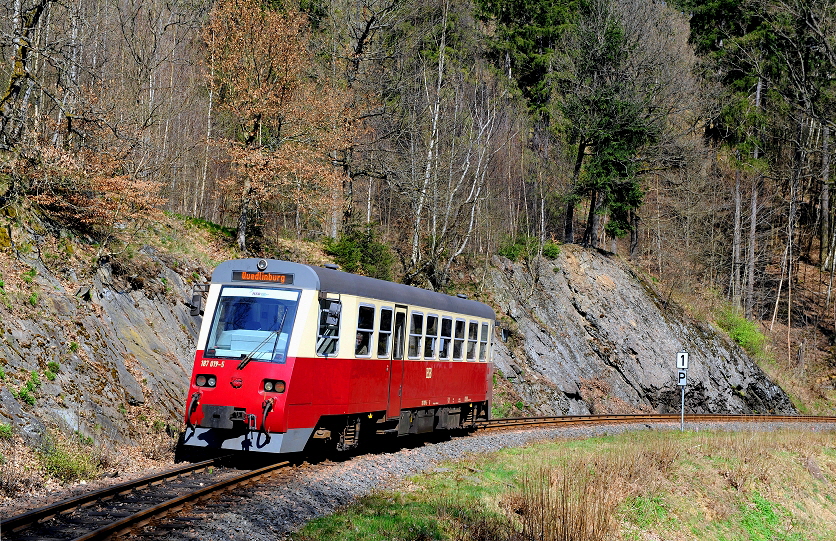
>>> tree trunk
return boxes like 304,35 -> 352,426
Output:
821,127 -> 832,269
731,169 -> 742,309
629,210 -> 639,258
584,189 -> 603,249
237,178 -> 252,252
564,142 -> 586,244
1,0 -> 52,149
410,2 -> 448,271
745,177 -> 757,319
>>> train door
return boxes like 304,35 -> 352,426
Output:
386,305 -> 408,418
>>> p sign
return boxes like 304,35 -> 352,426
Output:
677,370 -> 687,386
676,351 -> 689,370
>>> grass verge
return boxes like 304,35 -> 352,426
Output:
292,428 -> 836,541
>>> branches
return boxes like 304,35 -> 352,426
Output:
206,0 -> 358,250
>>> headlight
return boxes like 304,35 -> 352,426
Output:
195,374 -> 216,387
263,379 -> 285,393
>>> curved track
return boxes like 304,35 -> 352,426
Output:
477,413 -> 836,430
0,457 -> 288,541
3,413 -> 836,540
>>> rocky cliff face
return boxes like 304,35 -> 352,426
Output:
0,240 -> 795,449
0,243 -> 203,445
488,245 -> 795,416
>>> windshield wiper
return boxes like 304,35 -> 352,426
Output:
238,307 -> 289,370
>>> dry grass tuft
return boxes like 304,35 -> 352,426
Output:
0,434 -> 47,498
507,460 -> 618,541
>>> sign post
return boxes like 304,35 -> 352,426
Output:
676,352 -> 689,431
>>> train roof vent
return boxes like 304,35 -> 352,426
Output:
456,293 -> 468,299
324,263 -> 340,270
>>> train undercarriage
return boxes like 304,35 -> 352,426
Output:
175,401 -> 490,461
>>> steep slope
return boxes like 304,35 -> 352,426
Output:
0,236 -> 795,451
0,244 -> 202,445
488,245 -> 795,416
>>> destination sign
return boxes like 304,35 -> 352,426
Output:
232,271 -> 294,284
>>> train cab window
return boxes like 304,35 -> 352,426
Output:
424,315 -> 439,359
377,307 -> 393,357
355,305 -> 374,357
408,312 -> 424,359
204,287 -> 299,363
439,317 -> 452,360
479,322 -> 490,361
467,321 -> 479,360
453,319 -> 465,360
316,299 -> 341,356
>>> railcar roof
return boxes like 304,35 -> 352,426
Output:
211,259 -> 495,320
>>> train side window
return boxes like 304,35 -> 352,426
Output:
377,307 -> 393,357
453,319 -> 465,360
467,321 -> 479,360
408,312 -> 424,359
355,305 -> 375,357
424,314 -> 439,359
393,311 -> 406,359
439,317 -> 452,360
316,299 -> 341,356
479,322 -> 490,361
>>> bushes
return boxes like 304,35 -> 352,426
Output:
13,371 -> 42,405
324,224 -> 394,281
716,307 -> 767,359
497,235 -> 560,262
38,432 -> 110,483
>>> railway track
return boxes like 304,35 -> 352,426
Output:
3,413 -> 836,540
477,413 -> 836,430
0,457 -> 289,541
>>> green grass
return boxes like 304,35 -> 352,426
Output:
716,306 -> 768,359
173,213 -> 235,238
622,495 -> 669,529
297,495 -> 444,541
38,434 -> 99,483
21,267 -> 37,283
292,429 -> 836,541
733,492 -> 804,541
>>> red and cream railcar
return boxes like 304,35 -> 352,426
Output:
177,258 -> 494,457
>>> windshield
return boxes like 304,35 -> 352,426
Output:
204,287 -> 300,362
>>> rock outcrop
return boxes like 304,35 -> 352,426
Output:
488,245 -> 795,415
0,246 -> 202,445
0,240 -> 795,449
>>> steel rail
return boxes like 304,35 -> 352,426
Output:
477,413 -> 836,430
69,460 -> 290,541
0,458 -> 220,534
